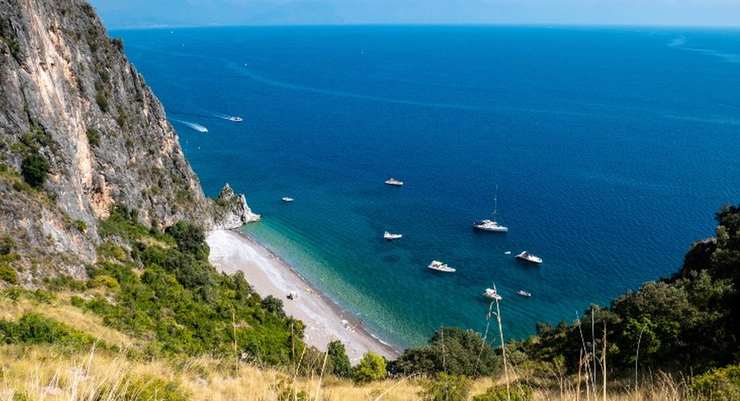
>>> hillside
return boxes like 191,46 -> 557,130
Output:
0,0 -> 257,285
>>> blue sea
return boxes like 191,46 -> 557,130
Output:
115,26 -> 740,349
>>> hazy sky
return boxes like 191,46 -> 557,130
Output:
89,0 -> 740,29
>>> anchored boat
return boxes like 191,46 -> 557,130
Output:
427,260 -> 456,273
473,188 -> 508,232
384,178 -> 404,187
384,231 -> 403,241
516,251 -> 543,264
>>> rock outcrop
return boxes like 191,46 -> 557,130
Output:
0,0 -> 256,284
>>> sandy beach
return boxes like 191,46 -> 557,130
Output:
206,229 -> 398,363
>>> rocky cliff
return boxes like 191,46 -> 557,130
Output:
0,0 -> 258,284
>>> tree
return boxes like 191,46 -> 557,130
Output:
394,327 -> 499,377
327,340 -> 352,378
353,352 -> 387,384
165,221 -> 209,260
21,153 -> 49,188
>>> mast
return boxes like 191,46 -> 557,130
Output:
493,185 -> 499,217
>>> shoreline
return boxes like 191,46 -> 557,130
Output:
206,228 -> 400,363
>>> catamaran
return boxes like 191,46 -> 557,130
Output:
384,178 -> 404,187
281,197 -> 295,203
483,287 -> 503,301
516,251 -> 543,264
384,231 -> 403,241
473,189 -> 508,232
427,260 -> 456,273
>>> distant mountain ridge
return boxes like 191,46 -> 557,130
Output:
0,0 -> 257,285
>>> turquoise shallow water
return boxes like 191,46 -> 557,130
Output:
115,26 -> 740,349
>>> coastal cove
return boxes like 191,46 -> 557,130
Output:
115,25 -> 740,350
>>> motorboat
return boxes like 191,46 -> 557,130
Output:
516,290 -> 532,297
427,260 -> 456,273
281,197 -> 295,203
384,178 -> 404,187
384,231 -> 403,241
516,251 -> 543,264
483,288 -> 503,301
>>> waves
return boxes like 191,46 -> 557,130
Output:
668,35 -> 740,64
171,118 -> 208,133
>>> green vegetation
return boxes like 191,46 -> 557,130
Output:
119,375 -> 189,401
353,352 -> 387,383
327,340 -> 352,378
86,127 -> 101,147
0,237 -> 18,284
0,313 -> 97,349
516,204 -> 740,376
472,386 -> 532,401
393,327 -> 500,377
693,363 -> 740,401
0,35 -> 21,60
420,373 -> 471,401
20,153 -> 49,188
79,207 -> 302,364
110,38 -> 124,52
96,89 -> 109,112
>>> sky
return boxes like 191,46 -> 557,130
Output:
89,0 -> 740,29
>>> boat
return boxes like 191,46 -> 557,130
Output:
384,178 -> 404,187
473,188 -> 508,232
281,197 -> 295,203
383,231 -> 403,241
504,251 -> 512,255
482,288 -> 503,301
515,251 -> 543,264
427,260 -> 456,273
226,116 -> 243,122
517,290 -> 532,297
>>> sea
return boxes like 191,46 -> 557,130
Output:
114,25 -> 740,349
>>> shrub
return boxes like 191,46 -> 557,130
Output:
261,295 -> 285,317
473,386 -> 532,401
118,375 -> 189,401
20,153 -> 49,188
86,128 -> 101,147
165,221 -> 209,260
95,90 -> 109,112
0,236 -> 14,255
353,352 -> 387,384
420,373 -> 471,401
110,38 -> 124,52
0,264 -> 18,284
327,340 -> 352,378
693,363 -> 740,401
73,219 -> 87,232
0,313 -> 96,349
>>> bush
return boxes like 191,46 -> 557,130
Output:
0,237 -> 15,255
394,327 -> 500,377
0,264 -> 18,284
420,373 -> 471,401
693,363 -> 740,401
473,386 -> 532,401
327,340 -> 352,378
0,313 -> 96,349
118,375 -> 189,401
86,128 -> 100,147
110,38 -> 124,52
165,221 -> 209,261
261,295 -> 285,317
95,90 -> 109,112
353,352 -> 387,384
74,219 -> 87,232
20,153 -> 49,188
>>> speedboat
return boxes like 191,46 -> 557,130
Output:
384,178 -> 404,187
427,260 -> 456,273
483,288 -> 503,301
473,219 -> 509,232
384,231 -> 403,241
226,116 -> 243,122
517,290 -> 532,297
281,197 -> 295,203
516,251 -> 543,264
504,251 -> 512,255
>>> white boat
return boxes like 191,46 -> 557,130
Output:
516,251 -> 543,264
384,178 -> 404,187
473,219 -> 509,232
427,260 -> 456,273
281,197 -> 295,203
504,251 -> 512,255
384,231 -> 403,241
473,188 -> 508,232
517,290 -> 532,297
483,288 -> 503,301
226,116 -> 243,122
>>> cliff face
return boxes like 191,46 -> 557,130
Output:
0,0 -> 257,283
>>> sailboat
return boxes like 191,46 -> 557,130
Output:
473,187 -> 509,233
